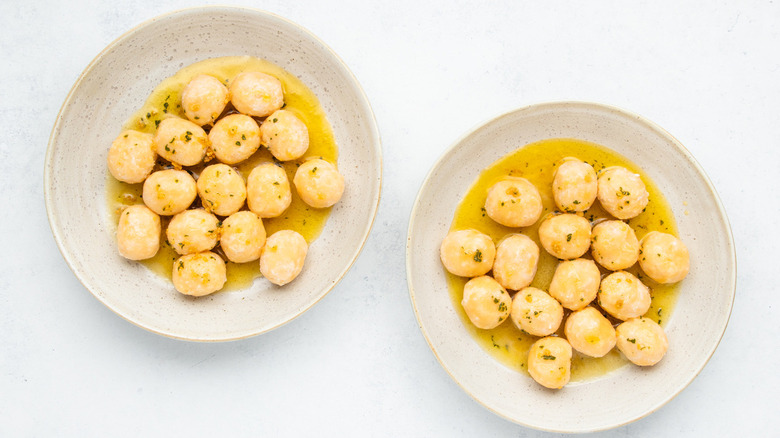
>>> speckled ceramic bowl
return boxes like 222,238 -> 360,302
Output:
406,102 -> 735,432
45,7 -> 381,341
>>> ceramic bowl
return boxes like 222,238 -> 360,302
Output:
45,7 -> 381,341
406,102 -> 735,432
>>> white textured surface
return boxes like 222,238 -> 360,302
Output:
1,1 -> 778,436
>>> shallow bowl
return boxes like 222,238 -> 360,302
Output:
406,102 -> 735,432
45,7 -> 382,341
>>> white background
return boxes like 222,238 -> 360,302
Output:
2,1 -> 778,436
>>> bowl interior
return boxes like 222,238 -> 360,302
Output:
406,102 -> 734,432
45,7 -> 381,341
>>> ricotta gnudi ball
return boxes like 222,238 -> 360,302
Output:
261,110 -> 310,161
598,271 -> 651,321
260,230 -> 308,286
564,307 -> 617,358
552,157 -> 598,212
181,74 -> 229,126
590,220 -> 640,271
209,114 -> 261,164
153,117 -> 209,166
229,71 -> 284,118
528,337 -> 572,389
484,177 -> 543,228
165,209 -> 220,255
639,231 -> 690,284
220,211 -> 266,263
116,205 -> 161,260
597,166 -> 649,219
492,234 -> 539,291
439,229 -> 496,277
548,258 -> 601,311
172,251 -> 227,297
107,130 -> 156,184
461,276 -> 512,330
510,287 -> 564,337
538,213 -> 592,260
616,317 -> 668,366
196,164 -> 247,216
246,162 -> 292,218
293,159 -> 345,209
142,169 -> 197,216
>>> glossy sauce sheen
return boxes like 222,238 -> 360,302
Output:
107,56 -> 338,291
446,138 -> 679,382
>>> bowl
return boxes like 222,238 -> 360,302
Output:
45,7 -> 382,341
406,102 -> 735,432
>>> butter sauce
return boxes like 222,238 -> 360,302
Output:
107,56 -> 338,291
446,138 -> 679,382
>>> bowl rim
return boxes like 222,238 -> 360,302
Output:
44,6 -> 383,342
405,100 -> 736,432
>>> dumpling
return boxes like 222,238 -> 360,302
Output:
590,220 -> 640,271
180,74 -> 229,126
153,117 -> 209,167
439,229 -> 496,277
261,110 -> 309,161
527,337 -> 572,389
107,130 -> 156,184
552,157 -> 598,212
615,318 -> 668,366
564,307 -> 617,358
293,159 -> 345,209
259,230 -> 308,286
538,213 -> 591,260
142,169 -> 197,216
484,177 -> 543,228
172,251 -> 227,296
598,271 -> 651,321
209,114 -> 261,164
638,231 -> 690,283
597,166 -> 649,219
166,209 -> 220,255
492,234 -> 539,291
229,71 -> 284,117
220,211 -> 266,263
461,276 -> 511,330
196,164 -> 247,216
116,204 -> 161,260
246,162 -> 292,218
548,258 -> 601,311
510,287 -> 564,337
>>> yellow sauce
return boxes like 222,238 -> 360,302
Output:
446,138 -> 679,382
107,56 -> 338,291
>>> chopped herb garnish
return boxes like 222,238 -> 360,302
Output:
566,233 -> 572,242
542,354 -> 556,360
473,249 -> 483,263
